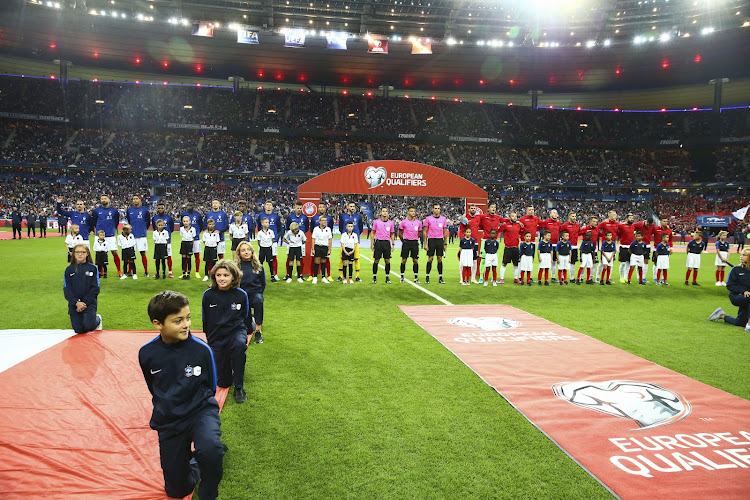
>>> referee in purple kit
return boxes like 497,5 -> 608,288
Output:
370,207 -> 395,284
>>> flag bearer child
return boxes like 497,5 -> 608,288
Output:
139,291 -> 225,500
600,231 -> 616,285
118,224 -> 137,279
65,223 -> 84,262
152,219 -> 169,280
627,231 -> 647,285
686,232 -> 704,286
715,230 -> 731,286
483,228 -> 500,286
93,230 -> 109,278
180,216 -> 197,280
458,228 -> 476,285
519,232 -> 535,285
576,231 -> 596,284
202,219 -> 220,282
537,230 -> 553,286
655,233 -> 672,285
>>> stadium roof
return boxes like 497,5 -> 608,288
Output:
1,0 -> 749,93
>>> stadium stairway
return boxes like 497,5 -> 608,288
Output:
408,100 -> 418,126
3,128 -> 16,148
64,130 -> 77,148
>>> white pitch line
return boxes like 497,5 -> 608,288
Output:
360,254 -> 454,305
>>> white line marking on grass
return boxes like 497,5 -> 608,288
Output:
360,254 -> 453,305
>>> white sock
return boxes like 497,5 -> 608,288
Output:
625,263 -> 631,279
500,265 -> 507,280
513,266 -> 520,279
596,262 -> 602,280
552,262 -> 557,277
642,262 -> 649,279
653,263 -> 658,280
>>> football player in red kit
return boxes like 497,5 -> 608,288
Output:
498,212 -> 524,284
633,217 -> 655,283
617,213 -> 637,283
519,206 -> 541,242
560,211 -> 581,282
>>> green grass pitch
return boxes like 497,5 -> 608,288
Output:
1,233 -> 748,499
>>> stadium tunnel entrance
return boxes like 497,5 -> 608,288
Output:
297,160 -> 487,274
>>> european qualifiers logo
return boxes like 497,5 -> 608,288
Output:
448,317 -> 520,331
364,166 -> 428,189
364,166 -> 387,189
552,380 -> 691,431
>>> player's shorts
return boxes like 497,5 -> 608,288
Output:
558,255 -> 570,269
601,251 -> 615,267
401,240 -> 419,259
618,246 -> 630,262
519,255 -> 534,272
426,238 -> 445,257
193,241 -> 201,254
231,238 -> 244,251
135,237 -> 148,252
121,247 -> 136,261
104,236 -> 117,252
314,244 -> 329,258
629,255 -> 645,268
502,247 -> 520,266
580,253 -> 594,269
258,246 -> 273,263
203,246 -> 218,263
570,248 -> 579,264
686,253 -> 701,269
288,247 -> 302,260
715,250 -> 729,267
538,253 -> 552,269
373,240 -> 392,260
180,241 -> 193,255
217,241 -> 226,255
341,248 -> 355,261
656,255 -> 670,270
459,248 -> 474,267
272,242 -> 278,257
485,253 -> 499,267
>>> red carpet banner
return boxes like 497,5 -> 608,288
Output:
399,305 -> 750,499
0,330 -> 225,500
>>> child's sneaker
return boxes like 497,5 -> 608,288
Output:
312,277 -> 318,284
298,277 -> 304,283
499,279 -> 505,284
349,279 -> 354,284
154,274 -> 160,280
483,281 -> 489,287
202,275 -> 209,281
168,272 -> 174,278
254,331 -> 263,344
120,274 -> 128,280
286,277 -> 292,283
322,277 -> 330,284
493,281 -> 497,286
544,281 -> 550,286
132,274 -> 138,280
195,272 -> 201,279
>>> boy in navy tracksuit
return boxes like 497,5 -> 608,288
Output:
202,260 -> 250,403
139,291 -> 225,500
63,244 -> 102,333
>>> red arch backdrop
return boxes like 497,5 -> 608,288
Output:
296,161 -> 488,274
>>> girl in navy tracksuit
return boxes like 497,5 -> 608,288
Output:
235,241 -> 265,345
709,248 -> 750,331
63,244 -> 102,333
202,260 -> 250,404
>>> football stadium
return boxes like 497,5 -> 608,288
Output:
1,0 -> 749,498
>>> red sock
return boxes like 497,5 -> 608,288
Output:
113,253 -> 121,273
686,270 -> 691,281
663,270 -> 668,281
538,269 -> 543,281
141,254 -> 148,274
167,256 -> 173,271
586,268 -> 591,280
558,270 -> 563,281
484,268 -> 490,281
657,270 -> 662,281
544,269 -> 549,281
286,257 -> 291,275
207,262 -> 213,274
563,270 -> 568,282
492,268 -> 497,280
638,268 -> 643,282
716,270 -> 720,281
272,257 -> 277,275
577,268 -> 583,280
195,253 -> 201,268
601,268 -> 607,281
628,268 -> 634,281
475,260 -> 481,278
520,271 -> 525,282
606,268 -> 611,281
721,269 -> 725,282
326,260 -> 331,276
692,269 -> 698,282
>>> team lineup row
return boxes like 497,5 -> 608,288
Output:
53,193 -> 741,287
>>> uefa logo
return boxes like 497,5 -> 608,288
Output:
302,202 -> 318,217
552,380 -> 691,430
364,166 -> 387,189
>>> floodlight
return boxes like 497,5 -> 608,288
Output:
659,32 -> 671,42
603,39 -> 612,46
701,27 -> 714,35
586,40 -> 596,48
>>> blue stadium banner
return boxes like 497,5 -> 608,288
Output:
697,215 -> 733,227
326,32 -> 348,50
237,27 -> 259,44
284,29 -> 306,48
